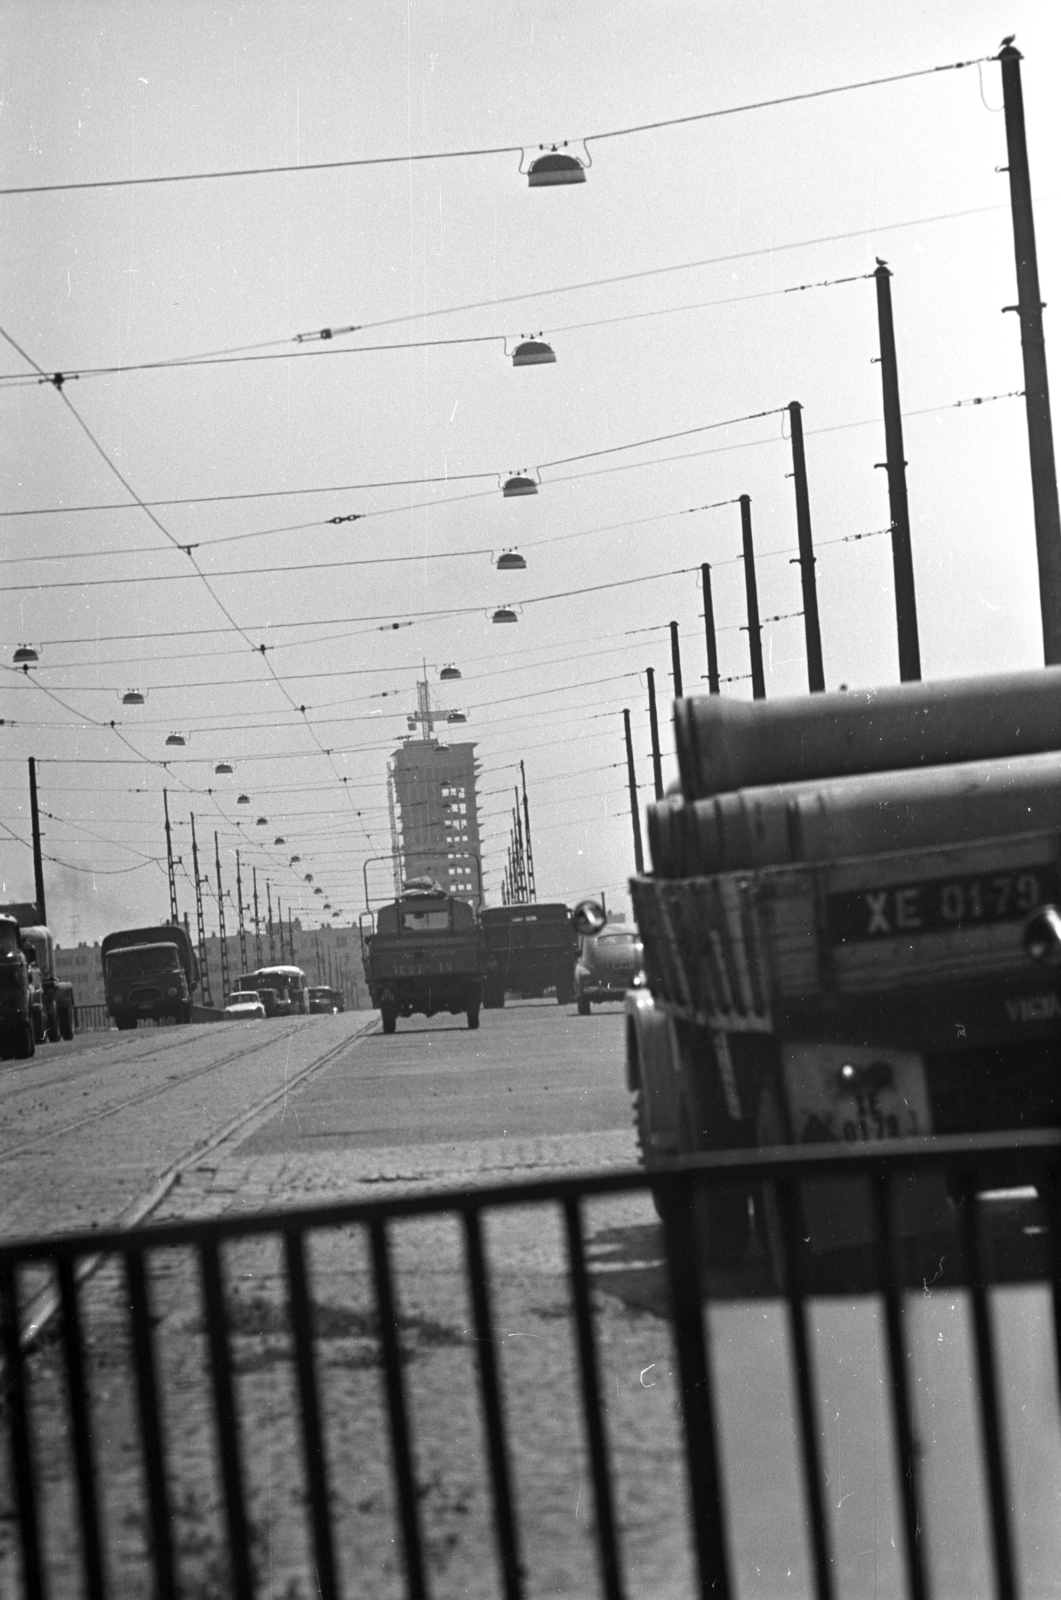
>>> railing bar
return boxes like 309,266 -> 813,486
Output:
369,1217 -> 428,1600
284,1228 -> 341,1600
126,1249 -> 179,1600
778,1179 -> 835,1600
872,1173 -> 927,1600
463,1206 -> 525,1600
1036,1164 -> 1061,1419
563,1196 -> 626,1600
659,1172 -> 731,1600
0,1260 -> 44,1600
199,1239 -> 255,1600
56,1255 -> 107,1600
960,1176 -> 1016,1600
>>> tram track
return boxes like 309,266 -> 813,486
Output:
0,1019 -> 309,1162
11,1014 -> 379,1352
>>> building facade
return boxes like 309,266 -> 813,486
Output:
390,737 -> 482,908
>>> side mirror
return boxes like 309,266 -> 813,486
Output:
572,899 -> 607,937
1023,904 -> 1061,967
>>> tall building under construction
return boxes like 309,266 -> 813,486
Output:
389,679 -> 482,908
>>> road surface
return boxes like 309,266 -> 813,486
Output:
1,1003 -> 1058,1598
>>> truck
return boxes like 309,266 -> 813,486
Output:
361,879 -> 484,1033
101,923 -> 199,1029
0,913 -> 35,1060
479,903 -> 578,1007
619,665 -> 1061,1273
0,902 -> 76,1043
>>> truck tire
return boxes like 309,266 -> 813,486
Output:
676,1080 -> 751,1270
466,1004 -> 480,1030
753,1073 -> 794,1290
45,1003 -> 61,1044
483,980 -> 505,1009
59,1002 -> 75,1041
555,969 -> 576,1005
114,1011 -> 137,1032
175,1003 -> 192,1025
381,1008 -> 397,1035
12,1020 -> 35,1059
577,994 -> 591,1016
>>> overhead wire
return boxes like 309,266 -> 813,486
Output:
0,57 -> 986,198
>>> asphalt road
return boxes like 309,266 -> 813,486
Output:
3,1004 -> 1059,1597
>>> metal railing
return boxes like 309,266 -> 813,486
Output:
1,1130 -> 1060,1600
73,1003 -> 111,1032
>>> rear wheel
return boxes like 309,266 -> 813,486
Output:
555,970 -> 576,1005
380,1008 -> 397,1035
13,1020 -> 35,1059
466,1005 -> 480,1030
114,1011 -> 137,1032
59,1003 -> 75,1042
483,979 -> 505,1009
577,994 -> 591,1016
677,1080 -> 752,1271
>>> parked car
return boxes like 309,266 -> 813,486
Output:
223,990 -> 266,1020
574,925 -> 643,1014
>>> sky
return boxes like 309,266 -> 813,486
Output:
1,0 -> 1059,947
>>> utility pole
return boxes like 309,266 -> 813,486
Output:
28,758 -> 46,922
874,262 -> 921,680
288,909 -> 295,966
646,667 -> 664,800
252,868 -> 262,965
235,851 -> 248,972
788,401 -> 826,691
520,761 -> 537,901
669,620 -> 684,698
999,43 -> 1061,664
701,564 -> 720,694
622,708 -> 645,874
512,791 -> 527,902
739,495 -> 766,699
214,834 -> 230,1004
163,788 -> 179,925
190,815 -> 212,1007
267,882 -> 276,963
277,898 -> 286,962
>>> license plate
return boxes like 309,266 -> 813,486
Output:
782,1042 -> 931,1144
827,863 -> 1059,945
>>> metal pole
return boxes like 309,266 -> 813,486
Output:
277,898 -> 285,962
701,564 -> 720,694
669,620 -> 684,698
288,909 -> 295,966
623,709 -> 645,875
214,834 -> 229,1004
788,401 -> 826,691
739,495 -> 766,699
874,263 -> 922,680
513,793 -> 527,902
646,667 -> 664,800
520,761 -> 537,901
28,757 -> 46,923
190,815 -> 212,1007
252,869 -> 262,965
267,884 -> 276,963
999,43 -> 1061,664
163,788 -> 179,926
235,851 -> 248,973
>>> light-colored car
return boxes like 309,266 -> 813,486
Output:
223,990 -> 266,1020
575,927 -> 643,1014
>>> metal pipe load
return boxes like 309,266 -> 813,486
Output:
673,667 -> 1061,801
649,749 -> 1061,878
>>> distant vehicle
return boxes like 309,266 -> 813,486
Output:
233,965 -> 308,1017
101,923 -> 199,1029
575,925 -> 643,1015
0,903 -> 76,1043
362,879 -> 484,1033
0,913 -> 35,1059
479,903 -> 578,1008
224,991 -> 267,1020
308,985 -> 344,1013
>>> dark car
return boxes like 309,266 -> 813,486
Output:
308,986 -> 344,1013
575,926 -> 643,1014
